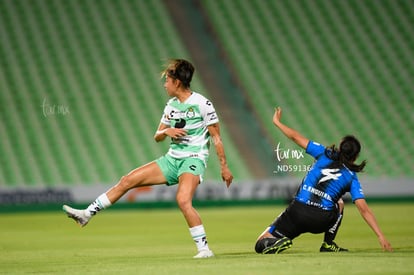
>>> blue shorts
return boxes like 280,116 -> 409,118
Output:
155,155 -> 205,186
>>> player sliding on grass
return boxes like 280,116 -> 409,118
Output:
255,107 -> 393,254
63,59 -> 233,258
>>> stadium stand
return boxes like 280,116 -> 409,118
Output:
0,0 -> 252,187
201,0 -> 414,177
164,0 -> 276,179
1,0 -> 413,191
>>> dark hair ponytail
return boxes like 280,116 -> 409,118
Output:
162,59 -> 194,88
325,135 -> 366,172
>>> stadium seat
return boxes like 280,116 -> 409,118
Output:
0,0 -> 252,187
201,0 -> 414,177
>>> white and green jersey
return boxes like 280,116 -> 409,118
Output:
160,92 -> 219,165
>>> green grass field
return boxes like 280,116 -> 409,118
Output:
0,202 -> 413,274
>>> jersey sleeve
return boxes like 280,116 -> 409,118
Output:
201,99 -> 219,126
160,103 -> 171,126
306,140 -> 325,159
350,176 -> 365,202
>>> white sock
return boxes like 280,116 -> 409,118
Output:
85,193 -> 112,218
189,224 -> 210,251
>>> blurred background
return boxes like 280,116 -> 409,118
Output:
0,0 -> 413,208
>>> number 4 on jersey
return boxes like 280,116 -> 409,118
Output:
319,168 -> 342,183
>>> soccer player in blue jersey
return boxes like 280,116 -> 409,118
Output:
255,107 -> 392,254
63,59 -> 233,258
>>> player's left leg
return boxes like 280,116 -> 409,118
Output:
320,199 -> 348,252
176,170 -> 213,258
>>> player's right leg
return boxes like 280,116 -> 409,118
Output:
105,161 -> 167,203
63,161 -> 167,226
255,227 -> 292,254
62,205 -> 90,227
254,202 -> 305,255
259,237 -> 293,254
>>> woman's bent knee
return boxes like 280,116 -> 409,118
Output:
116,175 -> 134,191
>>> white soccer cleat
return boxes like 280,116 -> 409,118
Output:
62,205 -> 90,227
193,249 -> 214,259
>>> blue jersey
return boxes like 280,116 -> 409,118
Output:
295,141 -> 365,210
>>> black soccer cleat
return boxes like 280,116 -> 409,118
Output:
320,241 -> 348,252
262,237 -> 293,254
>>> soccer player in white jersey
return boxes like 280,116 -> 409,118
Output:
63,59 -> 233,258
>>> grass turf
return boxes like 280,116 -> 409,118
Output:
0,202 -> 413,274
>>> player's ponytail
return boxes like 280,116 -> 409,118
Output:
325,135 -> 366,172
162,59 -> 194,88
339,135 -> 366,172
